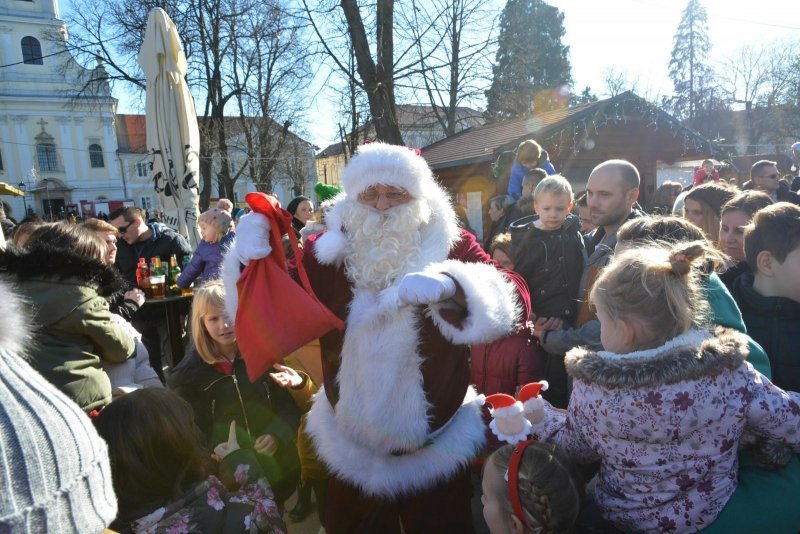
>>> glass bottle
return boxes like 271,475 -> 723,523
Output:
168,254 -> 181,295
136,257 -> 151,296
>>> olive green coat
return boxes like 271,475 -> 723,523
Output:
3,247 -> 135,411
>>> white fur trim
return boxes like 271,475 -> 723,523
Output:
220,241 -> 243,326
426,260 -> 521,345
596,329 -> 713,361
307,386 -> 486,498
489,402 -> 524,419
313,230 -> 347,266
333,289 -> 432,452
312,192 -> 348,265
489,418 -> 532,445
341,143 -> 432,199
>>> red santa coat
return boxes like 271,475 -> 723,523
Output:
303,228 -> 529,498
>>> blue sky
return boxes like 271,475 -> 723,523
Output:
58,0 -> 799,147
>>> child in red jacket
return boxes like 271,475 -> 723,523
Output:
693,159 -> 720,186
470,233 -> 544,396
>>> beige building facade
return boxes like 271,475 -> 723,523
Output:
0,0 -> 125,220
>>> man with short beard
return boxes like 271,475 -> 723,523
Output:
226,143 -> 528,532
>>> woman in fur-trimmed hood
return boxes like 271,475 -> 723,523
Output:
1,223 -> 135,411
529,241 -> 800,533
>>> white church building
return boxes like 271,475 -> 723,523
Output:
0,0 -> 126,221
1,0 -> 319,224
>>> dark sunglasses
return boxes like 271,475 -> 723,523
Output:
759,173 -> 780,180
116,221 -> 134,235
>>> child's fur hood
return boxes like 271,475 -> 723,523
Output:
565,327 -> 749,389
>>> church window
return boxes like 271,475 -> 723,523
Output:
21,37 -> 44,65
37,144 -> 59,172
89,143 -> 105,168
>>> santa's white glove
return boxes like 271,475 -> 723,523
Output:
234,212 -> 272,265
397,272 -> 457,306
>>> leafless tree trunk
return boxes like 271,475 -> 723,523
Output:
302,0 -> 403,145
334,45 -> 369,161
284,139 -> 311,196
338,0 -> 403,145
401,0 -> 495,137
231,1 -> 310,193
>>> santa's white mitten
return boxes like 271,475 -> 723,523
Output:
480,393 -> 532,445
234,212 -> 272,265
518,381 -> 549,425
397,272 -> 456,306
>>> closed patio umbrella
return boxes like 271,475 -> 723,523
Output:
138,7 -> 201,248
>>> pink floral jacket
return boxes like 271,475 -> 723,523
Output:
532,329 -> 800,533
126,450 -> 286,534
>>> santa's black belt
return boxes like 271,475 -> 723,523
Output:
390,438 -> 434,456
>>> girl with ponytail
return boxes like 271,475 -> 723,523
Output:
528,240 -> 800,532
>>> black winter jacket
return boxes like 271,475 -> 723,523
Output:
115,223 -> 192,286
729,272 -> 800,392
719,261 -> 751,293
776,185 -> 800,206
509,213 -> 586,323
168,347 -> 301,503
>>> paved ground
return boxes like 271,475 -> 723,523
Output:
284,490 -> 323,534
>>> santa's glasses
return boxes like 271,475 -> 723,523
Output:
357,187 -> 409,206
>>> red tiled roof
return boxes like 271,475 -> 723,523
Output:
115,114 -> 147,153
115,114 -> 317,154
421,100 -> 600,169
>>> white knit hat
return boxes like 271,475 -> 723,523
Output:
0,280 -> 118,533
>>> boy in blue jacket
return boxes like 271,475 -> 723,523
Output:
507,139 -> 556,199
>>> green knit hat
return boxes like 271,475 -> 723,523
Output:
314,182 -> 342,203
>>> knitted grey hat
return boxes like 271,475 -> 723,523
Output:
0,280 -> 118,533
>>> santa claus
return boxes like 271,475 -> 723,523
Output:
226,143 -> 529,532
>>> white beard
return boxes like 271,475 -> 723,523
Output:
342,200 -> 429,292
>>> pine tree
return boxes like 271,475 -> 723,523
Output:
572,86 -> 598,106
484,0 -> 572,122
668,0 -> 712,120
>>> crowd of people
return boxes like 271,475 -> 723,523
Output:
1,140 -> 800,533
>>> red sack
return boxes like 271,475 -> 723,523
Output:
235,192 -> 344,382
